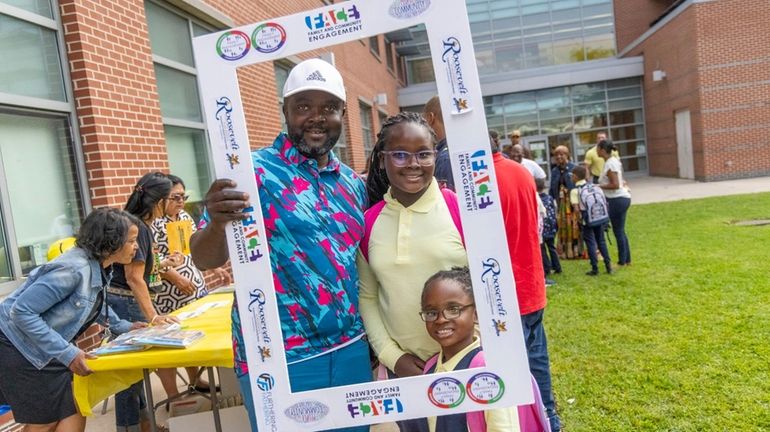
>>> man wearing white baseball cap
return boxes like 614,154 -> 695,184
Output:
191,58 -> 370,432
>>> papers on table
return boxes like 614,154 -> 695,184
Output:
176,300 -> 230,320
92,323 -> 205,356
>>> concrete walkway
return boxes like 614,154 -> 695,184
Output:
627,174 -> 770,205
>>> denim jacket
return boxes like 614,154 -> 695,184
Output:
0,247 -> 131,369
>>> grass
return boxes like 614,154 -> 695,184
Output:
546,192 -> 770,431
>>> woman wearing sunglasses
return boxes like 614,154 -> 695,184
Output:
359,111 -> 468,397
151,174 -> 231,401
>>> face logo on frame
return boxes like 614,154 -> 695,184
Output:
456,150 -> 496,212
388,0 -> 431,19
304,4 -> 363,43
252,22 -> 286,54
216,30 -> 250,61
428,377 -> 465,409
466,373 -> 505,404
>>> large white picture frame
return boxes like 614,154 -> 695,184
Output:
192,1 -> 533,430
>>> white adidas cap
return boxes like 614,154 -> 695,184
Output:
282,58 -> 346,102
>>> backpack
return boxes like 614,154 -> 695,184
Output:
360,188 -> 464,261
577,183 -> 610,227
418,350 -> 551,432
539,193 -> 558,239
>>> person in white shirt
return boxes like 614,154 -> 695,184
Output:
510,144 -> 547,180
596,139 -> 632,266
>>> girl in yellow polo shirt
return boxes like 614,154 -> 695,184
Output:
359,112 -> 468,380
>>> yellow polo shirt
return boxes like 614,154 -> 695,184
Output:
358,179 -> 468,370
428,338 -> 520,432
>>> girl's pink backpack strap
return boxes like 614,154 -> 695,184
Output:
361,200 -> 387,262
440,188 -> 465,246
422,354 -> 439,374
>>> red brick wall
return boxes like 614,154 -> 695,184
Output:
613,0 -> 673,52
625,6 -> 701,178
623,0 -> 770,181
59,0 -> 400,209
694,0 -> 770,180
60,0 -> 168,208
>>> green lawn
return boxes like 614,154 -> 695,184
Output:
546,192 -> 770,431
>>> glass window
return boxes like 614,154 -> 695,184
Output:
3,0 -> 53,18
369,36 -> 380,58
385,41 -> 395,71
145,1 -> 195,67
609,98 -> 642,112
0,112 -> 83,274
154,64 -> 203,122
333,124 -> 351,167
274,62 -> 291,132
359,102 -> 374,160
610,109 -> 643,125
0,14 -> 65,101
164,126 -> 210,204
483,78 -> 646,173
407,57 -> 435,84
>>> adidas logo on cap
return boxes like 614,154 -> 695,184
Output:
306,70 -> 326,82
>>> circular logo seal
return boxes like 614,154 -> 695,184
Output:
216,30 -> 250,61
428,377 -> 465,409
256,373 -> 275,391
252,22 -> 286,54
466,372 -> 505,404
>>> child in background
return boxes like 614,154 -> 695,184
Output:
401,267 -> 520,432
570,166 -> 612,276
536,178 -> 561,279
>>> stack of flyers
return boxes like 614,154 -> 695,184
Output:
90,323 -> 205,355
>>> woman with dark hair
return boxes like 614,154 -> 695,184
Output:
151,174 -> 229,400
0,208 -> 145,432
110,172 -> 181,432
596,139 -> 632,266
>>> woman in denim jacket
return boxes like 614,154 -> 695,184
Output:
0,208 -> 146,431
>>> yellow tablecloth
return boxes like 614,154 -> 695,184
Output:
73,292 -> 234,415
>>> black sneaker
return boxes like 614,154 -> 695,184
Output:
606,264 -> 614,274
585,269 -> 599,276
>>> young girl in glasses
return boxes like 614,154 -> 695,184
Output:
400,266 -> 520,432
359,111 -> 468,387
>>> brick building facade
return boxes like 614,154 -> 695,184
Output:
615,0 -> 770,181
0,0 -> 402,295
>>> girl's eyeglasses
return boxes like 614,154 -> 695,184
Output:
381,150 -> 437,167
419,303 -> 475,322
169,194 -> 190,203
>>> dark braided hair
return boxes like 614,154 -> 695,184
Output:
365,111 -> 437,207
421,266 -> 473,305
125,172 -> 172,221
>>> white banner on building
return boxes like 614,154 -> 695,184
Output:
192,0 -> 532,429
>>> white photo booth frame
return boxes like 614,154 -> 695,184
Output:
192,0 -> 532,430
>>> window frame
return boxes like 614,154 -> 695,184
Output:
145,0 -> 217,205
0,0 -> 90,294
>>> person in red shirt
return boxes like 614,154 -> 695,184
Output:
489,130 -> 561,432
